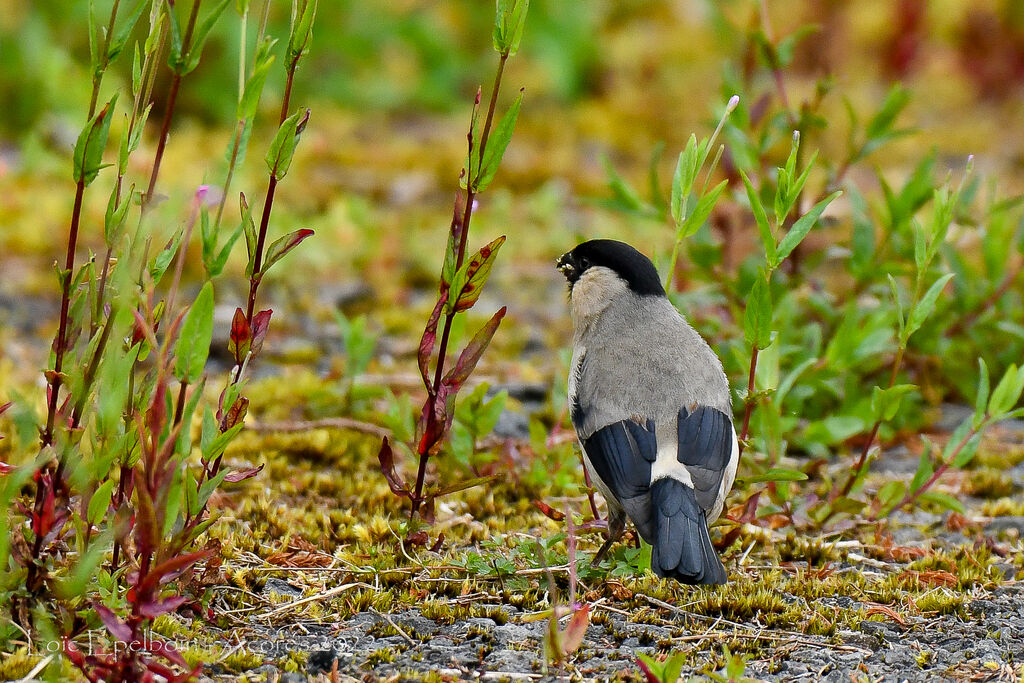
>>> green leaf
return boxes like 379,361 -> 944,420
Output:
743,274 -> 772,350
166,0 -> 184,68
989,363 -> 1024,417
73,94 -> 118,185
239,193 -> 257,276
87,479 -> 117,525
183,0 -> 232,74
493,0 -> 529,55
865,84 -> 911,143
680,179 -> 728,238
905,272 -> 954,339
265,109 -> 309,179
287,0 -> 318,63
448,236 -> 506,313
887,274 -> 905,341
773,191 -> 841,268
875,480 -> 906,511
910,443 -> 934,492
951,433 -> 982,469
108,0 -> 148,65
474,89 -> 524,192
237,37 -> 277,120
208,225 -> 242,278
917,490 -> 965,514
740,170 -> 775,265
174,282 -> 215,383
974,358 -> 990,427
737,468 -> 807,484
870,384 -> 916,421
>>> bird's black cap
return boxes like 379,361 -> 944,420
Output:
556,239 -> 665,297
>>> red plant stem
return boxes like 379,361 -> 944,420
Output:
409,54 -> 508,519
737,346 -> 759,456
41,179 -> 86,449
875,423 -> 980,519
836,346 -> 905,499
242,57 -> 298,323
246,175 -> 277,321
145,0 -> 203,206
145,75 -> 181,205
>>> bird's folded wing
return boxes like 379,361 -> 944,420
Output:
582,418 -> 657,538
676,405 -> 734,512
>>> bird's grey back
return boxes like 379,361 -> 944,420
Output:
572,292 -> 731,439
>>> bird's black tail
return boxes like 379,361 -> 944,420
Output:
650,477 -> 727,585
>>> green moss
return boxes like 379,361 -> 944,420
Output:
963,469 -> 1017,499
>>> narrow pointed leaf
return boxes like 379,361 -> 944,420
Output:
378,437 -> 410,496
474,89 -> 524,192
418,294 -> 447,390
174,282 -> 215,382
444,307 -> 507,388
261,228 -> 314,275
743,274 -> 772,350
740,170 -> 775,265
448,237 -> 506,313
774,190 -> 841,267
906,272 -> 954,339
73,94 -> 118,186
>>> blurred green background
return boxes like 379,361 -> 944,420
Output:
1,0 -> 1022,386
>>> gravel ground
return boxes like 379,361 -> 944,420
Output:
200,583 -> 1024,681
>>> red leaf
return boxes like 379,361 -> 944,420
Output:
139,595 -> 187,619
220,396 -> 249,431
532,499 -> 566,521
0,461 -> 15,474
35,473 -> 56,538
146,377 -> 168,445
439,193 -> 465,294
404,530 -> 429,547
228,307 -> 251,362
223,464 -> 264,483
138,548 -> 215,595
560,603 -> 590,656
94,603 -> 132,641
418,294 -> 447,391
261,228 -> 315,275
443,306 -> 506,389
378,437 -> 410,497
250,309 -> 272,357
0,401 -> 12,416
450,236 -> 506,312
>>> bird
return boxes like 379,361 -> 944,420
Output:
556,239 -> 739,585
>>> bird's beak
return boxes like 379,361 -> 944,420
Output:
556,253 -> 575,277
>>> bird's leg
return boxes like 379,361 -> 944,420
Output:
591,509 -> 626,567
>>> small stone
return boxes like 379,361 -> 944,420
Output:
263,577 -> 303,598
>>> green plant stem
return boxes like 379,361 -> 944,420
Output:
738,347 -> 759,456
409,53 -> 508,521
